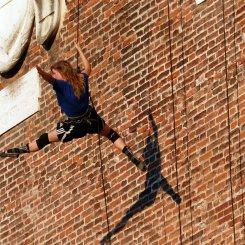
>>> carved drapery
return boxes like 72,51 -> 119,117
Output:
0,0 -> 66,73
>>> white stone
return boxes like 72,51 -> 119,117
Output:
34,0 -> 67,45
196,0 -> 205,4
0,0 -> 67,73
0,0 -> 34,73
0,68 -> 41,136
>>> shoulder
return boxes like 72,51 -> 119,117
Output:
53,79 -> 69,90
53,79 -> 67,86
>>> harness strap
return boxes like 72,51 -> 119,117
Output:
67,106 -> 92,121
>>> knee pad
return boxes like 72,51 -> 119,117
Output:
107,129 -> 120,143
36,133 -> 50,150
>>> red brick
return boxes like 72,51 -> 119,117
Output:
0,0 -> 244,244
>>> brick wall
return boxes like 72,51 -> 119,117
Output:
0,0 -> 244,244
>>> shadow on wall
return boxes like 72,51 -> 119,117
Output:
101,110 -> 181,244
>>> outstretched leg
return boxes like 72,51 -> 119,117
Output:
1,130 -> 59,157
100,124 -> 146,171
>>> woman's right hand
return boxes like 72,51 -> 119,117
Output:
36,66 -> 54,84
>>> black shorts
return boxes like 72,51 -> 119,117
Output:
56,106 -> 105,142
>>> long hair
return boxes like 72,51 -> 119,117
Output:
51,60 -> 85,98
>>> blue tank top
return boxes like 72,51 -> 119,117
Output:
52,73 -> 89,117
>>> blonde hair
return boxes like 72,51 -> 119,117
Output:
51,60 -> 84,98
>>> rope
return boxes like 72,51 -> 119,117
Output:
76,1 -> 111,241
179,1 -> 194,244
221,0 -> 236,243
76,0 -> 80,69
232,0 -> 245,233
167,1 -> 183,244
90,96 -> 111,244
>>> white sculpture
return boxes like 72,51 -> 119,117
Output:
0,68 -> 41,135
34,0 -> 66,45
0,0 -> 66,73
0,0 -> 34,73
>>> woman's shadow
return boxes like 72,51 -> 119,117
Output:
101,111 -> 181,244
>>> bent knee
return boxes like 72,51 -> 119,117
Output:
36,131 -> 59,150
36,133 -> 50,149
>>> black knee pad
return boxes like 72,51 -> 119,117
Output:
36,133 -> 50,150
107,129 -> 120,143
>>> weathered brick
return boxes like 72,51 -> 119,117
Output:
0,0 -> 244,244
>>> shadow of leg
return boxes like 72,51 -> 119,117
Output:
160,176 -> 182,204
100,111 -> 181,243
100,187 -> 157,244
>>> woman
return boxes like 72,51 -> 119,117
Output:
1,44 -> 146,171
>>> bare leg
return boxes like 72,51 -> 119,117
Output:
99,124 -> 146,171
3,130 -> 60,157
99,124 -> 126,151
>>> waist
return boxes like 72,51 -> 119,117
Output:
67,106 -> 91,121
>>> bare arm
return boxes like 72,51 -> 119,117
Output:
36,66 -> 55,84
75,43 -> 91,76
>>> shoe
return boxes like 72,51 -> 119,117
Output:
0,145 -> 30,158
173,193 -> 181,204
138,161 -> 147,171
0,148 -> 26,157
123,146 -> 147,172
0,149 -> 20,158
130,156 -> 147,172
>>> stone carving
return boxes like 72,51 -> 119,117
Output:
0,0 -> 66,73
34,0 -> 66,45
0,0 -> 34,73
0,68 -> 41,135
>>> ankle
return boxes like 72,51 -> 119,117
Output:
122,146 -> 147,171
7,144 -> 30,154
122,146 -> 136,160
122,146 -> 133,157
20,144 -> 30,153
122,146 -> 128,154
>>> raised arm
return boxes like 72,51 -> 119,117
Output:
36,66 -> 55,84
75,43 -> 91,76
